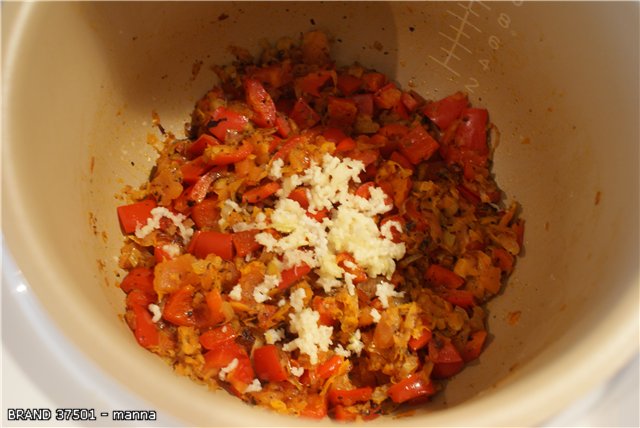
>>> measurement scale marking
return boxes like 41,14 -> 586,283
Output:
429,0 -> 485,77
475,0 -> 491,10
449,24 -> 471,39
437,32 -> 472,54
440,46 -> 461,60
456,3 -> 480,17
447,11 -> 482,33
428,57 -> 461,77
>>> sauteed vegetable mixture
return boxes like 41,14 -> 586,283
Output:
116,31 -> 523,420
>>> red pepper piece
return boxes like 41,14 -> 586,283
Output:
117,199 -> 156,234
162,285 -> 196,327
426,264 -> 465,289
232,230 -> 262,258
253,345 -> 288,382
188,231 -> 234,261
387,373 -> 436,403
244,78 -> 277,128
290,98 -> 320,129
278,263 -> 312,290
241,181 -> 281,204
207,106 -> 249,141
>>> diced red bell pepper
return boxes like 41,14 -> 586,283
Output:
389,151 -> 413,171
423,91 -> 468,129
315,355 -> 344,381
207,106 -> 249,141
295,70 -> 335,97
200,324 -> 239,350
120,267 -> 155,296
203,341 -> 245,371
354,181 -> 375,199
362,72 -> 386,92
426,264 -> 465,289
193,298 -> 225,330
378,123 -> 409,139
455,108 -> 489,156
154,245 -> 172,263
327,387 -> 373,406
438,288 -> 476,308
337,73 -> 362,96
380,215 -> 405,243
226,355 -> 256,394
206,140 -> 254,166
244,78 -> 277,128
345,149 -> 379,167
117,199 -> 157,234
267,137 -> 283,155
356,181 -> 392,207
181,156 -> 212,184
432,361 -> 465,379
387,373 -> 436,404
132,305 -> 160,348
336,252 -> 367,284
241,181 -> 281,204
126,288 -> 155,308
408,327 -> 433,351
429,337 -> 466,378
273,135 -> 304,160
399,125 -> 439,165
428,337 -> 463,364
232,230 -> 262,258
186,134 -> 219,158
288,187 -> 310,209
248,63 -> 292,89
306,208 -> 329,223
253,345 -> 288,382
443,108 -> 490,172
335,137 -> 356,153
287,188 -> 326,221
332,405 -> 357,421
312,296 -> 337,327
191,198 -> 220,230
188,231 -> 234,261
352,93 -> 374,116
300,394 -> 328,419
205,290 -> 227,326
203,342 -> 254,393
391,99 -> 410,120
278,263 -> 312,290
162,285 -> 196,327
462,330 -> 488,362
327,96 -> 358,128
290,98 -> 320,129
322,127 -> 348,143
189,167 -> 224,203
374,83 -> 403,110
275,113 -> 291,138
171,185 -> 195,215
401,91 -> 419,112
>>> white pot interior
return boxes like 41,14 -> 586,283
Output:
3,2 -> 638,426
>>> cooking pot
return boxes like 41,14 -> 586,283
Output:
3,2 -> 638,426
